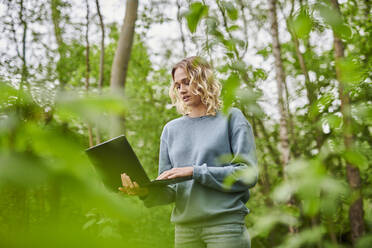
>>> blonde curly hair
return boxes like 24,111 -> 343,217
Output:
169,56 -> 223,116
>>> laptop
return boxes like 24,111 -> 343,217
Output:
85,135 -> 192,191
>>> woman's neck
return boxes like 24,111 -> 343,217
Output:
187,105 -> 208,118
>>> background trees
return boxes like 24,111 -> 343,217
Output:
0,0 -> 371,247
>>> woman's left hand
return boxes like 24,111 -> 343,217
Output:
157,167 -> 194,180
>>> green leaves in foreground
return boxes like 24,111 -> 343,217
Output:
0,85 -> 141,241
342,148 -> 369,171
277,226 -> 326,248
315,1 -> 352,39
249,209 -> 298,238
55,91 -> 129,132
221,73 -> 240,113
336,57 -> 365,86
220,1 -> 238,21
289,9 -> 313,39
185,2 -> 208,33
272,158 -> 349,217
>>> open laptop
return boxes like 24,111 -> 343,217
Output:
85,135 -> 192,191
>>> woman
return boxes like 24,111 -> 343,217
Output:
119,56 -> 258,248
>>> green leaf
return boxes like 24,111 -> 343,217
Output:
315,2 -> 352,39
228,24 -> 240,31
205,16 -> 218,33
221,1 -> 238,21
221,73 -> 240,113
316,2 -> 342,28
253,68 -> 268,80
222,38 -> 236,51
272,182 -> 295,203
353,102 -> 372,126
291,9 -> 312,38
278,226 -> 326,248
342,149 -> 368,170
336,23 -> 352,39
217,64 -> 229,73
256,46 -> 271,59
308,93 -> 333,120
230,60 -> 246,72
337,57 -> 364,85
250,210 -> 298,238
324,114 -> 342,130
302,198 -> 320,217
185,2 -> 209,33
83,219 -> 97,230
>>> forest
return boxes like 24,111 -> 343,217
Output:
0,0 -> 371,247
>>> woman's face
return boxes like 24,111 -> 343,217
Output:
174,67 -> 203,108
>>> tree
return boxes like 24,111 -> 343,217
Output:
268,0 -> 291,177
329,0 -> 365,244
50,0 -> 68,90
110,0 -> 138,90
94,0 -> 105,144
95,0 -> 105,91
85,0 -> 93,147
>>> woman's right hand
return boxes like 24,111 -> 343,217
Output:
119,173 -> 149,197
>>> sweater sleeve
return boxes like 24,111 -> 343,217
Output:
192,114 -> 258,193
140,125 -> 176,208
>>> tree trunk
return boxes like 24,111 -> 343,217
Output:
51,0 -> 68,90
94,0 -> 104,144
109,0 -> 138,137
110,0 -> 138,90
85,0 -> 90,92
20,0 -> 28,93
176,0 -> 187,57
268,0 -> 295,234
16,0 -> 29,111
85,0 -> 93,147
268,0 -> 290,175
95,0 -> 105,91
17,0 -> 29,231
329,0 -> 365,245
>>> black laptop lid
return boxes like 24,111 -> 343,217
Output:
85,135 -> 151,191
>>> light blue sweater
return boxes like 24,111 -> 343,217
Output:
141,107 -> 258,226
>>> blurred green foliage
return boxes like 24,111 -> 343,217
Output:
1,0 -> 371,247
0,31 -> 177,248
185,2 -> 209,33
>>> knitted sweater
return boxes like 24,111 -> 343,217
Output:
141,107 -> 258,226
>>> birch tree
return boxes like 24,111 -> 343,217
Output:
110,0 -> 138,90
268,0 -> 291,176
